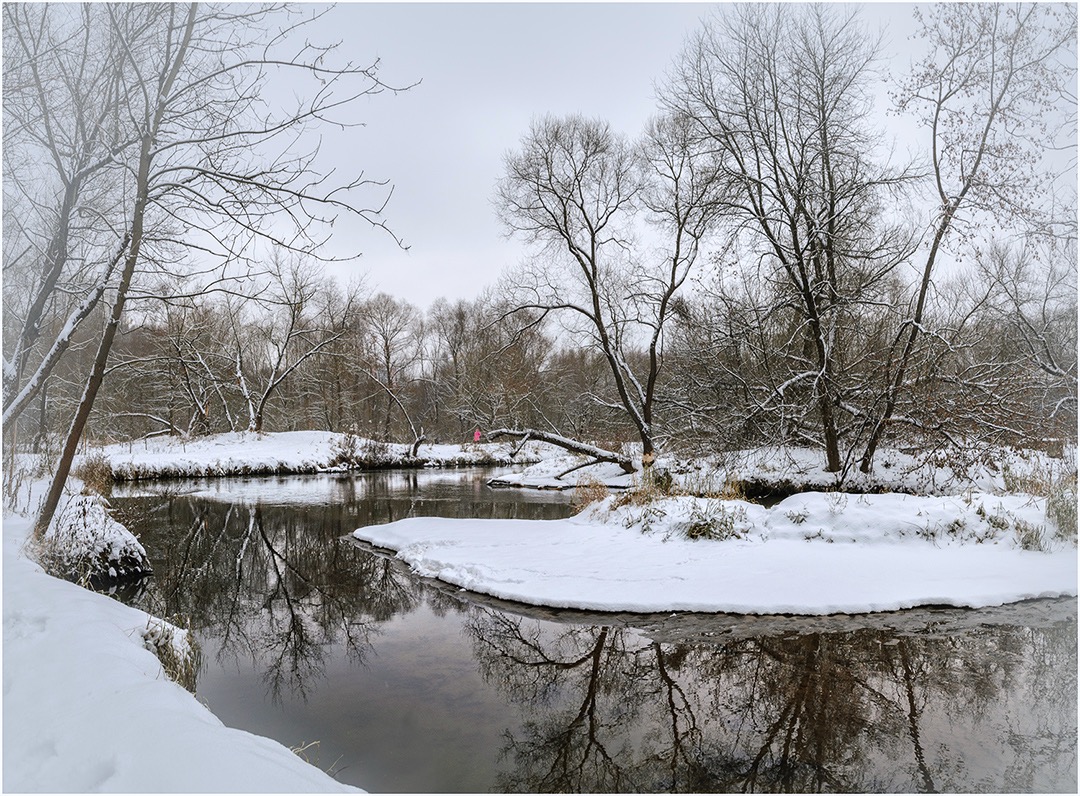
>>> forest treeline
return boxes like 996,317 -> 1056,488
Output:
3,4 -> 1077,529
27,222 -> 1079,468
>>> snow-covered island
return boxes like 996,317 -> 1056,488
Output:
353,489 -> 1076,615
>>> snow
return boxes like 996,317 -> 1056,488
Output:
3,500 -> 360,793
5,434 -> 1075,790
488,454 -> 634,490
43,491 -> 150,579
90,430 -> 550,480
489,444 -> 1075,495
353,492 -> 1077,615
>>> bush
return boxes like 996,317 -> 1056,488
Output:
359,437 -> 394,466
73,451 -> 114,495
682,501 -> 748,541
329,429 -> 362,468
571,477 -> 610,512
143,616 -> 200,692
38,493 -> 151,584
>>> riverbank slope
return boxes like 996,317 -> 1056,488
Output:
89,430 -> 550,480
2,501 -> 360,792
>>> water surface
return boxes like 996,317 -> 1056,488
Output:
112,470 -> 1077,793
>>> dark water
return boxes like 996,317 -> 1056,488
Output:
111,469 -> 1077,793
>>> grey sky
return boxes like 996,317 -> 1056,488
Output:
313,3 -> 920,308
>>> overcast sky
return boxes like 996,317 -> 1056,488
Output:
309,3 -> 920,308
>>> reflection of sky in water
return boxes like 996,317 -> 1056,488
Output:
110,467 -> 569,507
113,473 -> 1077,794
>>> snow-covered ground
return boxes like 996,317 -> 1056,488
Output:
6,435 -> 1075,790
3,498 -> 359,792
488,444 -> 1075,495
353,491 -> 1077,615
488,454 -> 635,489
89,430 -> 551,480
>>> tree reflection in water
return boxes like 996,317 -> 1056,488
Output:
113,479 -> 1076,793
117,495 -> 427,700
466,610 -> 1076,793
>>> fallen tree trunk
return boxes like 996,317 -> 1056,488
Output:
486,428 -> 636,474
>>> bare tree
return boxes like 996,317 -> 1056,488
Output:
934,238 -> 1078,450
22,4 -> 408,536
495,112 -> 723,472
425,295 -> 552,441
360,292 -> 423,442
665,4 -> 917,473
2,4 -> 132,431
858,2 -> 1077,471
230,252 -> 358,434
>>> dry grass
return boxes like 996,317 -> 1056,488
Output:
30,533 -> 97,588
1046,469 -> 1077,542
73,452 -> 115,495
1003,456 -> 1077,543
571,476 -> 610,512
144,616 -> 200,693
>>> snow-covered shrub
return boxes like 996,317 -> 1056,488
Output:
73,451 -> 114,495
39,493 -> 151,584
825,491 -> 849,515
785,508 -> 809,525
329,431 -> 396,468
329,429 -> 363,467
143,616 -> 200,692
682,501 -> 748,541
598,495 -> 758,541
359,437 -> 394,466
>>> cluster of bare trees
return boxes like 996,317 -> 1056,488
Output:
85,283 -> 558,448
494,3 -> 1077,476
2,3 -> 407,533
4,3 -> 1076,510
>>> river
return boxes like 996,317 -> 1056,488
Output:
110,468 -> 1077,793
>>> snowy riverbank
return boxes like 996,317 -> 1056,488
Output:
353,491 -> 1077,615
88,430 -> 551,480
2,502 -> 359,792
6,435 -> 1075,789
488,444 -> 1075,496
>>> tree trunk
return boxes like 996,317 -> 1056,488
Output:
35,135 -> 154,538
859,207 -> 955,473
487,428 -> 636,474
34,3 -> 197,538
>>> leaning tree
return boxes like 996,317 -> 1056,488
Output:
1,4 -> 409,536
